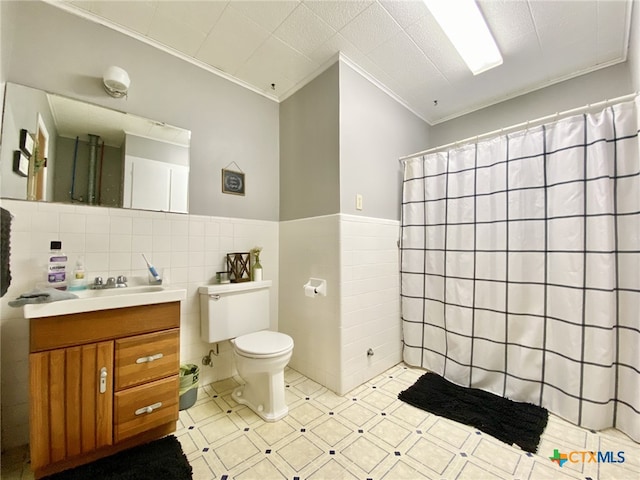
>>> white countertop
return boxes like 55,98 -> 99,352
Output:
23,285 -> 187,319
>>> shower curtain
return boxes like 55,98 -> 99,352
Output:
400,97 -> 640,442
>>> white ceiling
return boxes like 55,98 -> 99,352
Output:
57,0 -> 632,125
48,93 -> 191,147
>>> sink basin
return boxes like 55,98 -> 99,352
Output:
74,285 -> 166,297
23,284 -> 186,319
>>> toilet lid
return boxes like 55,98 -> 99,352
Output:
234,331 -> 294,357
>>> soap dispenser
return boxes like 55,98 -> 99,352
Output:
69,257 -> 87,291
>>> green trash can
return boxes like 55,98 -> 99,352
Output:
179,364 -> 199,410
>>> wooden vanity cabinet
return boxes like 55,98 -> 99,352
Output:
29,302 -> 181,479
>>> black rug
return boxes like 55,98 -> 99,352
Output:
43,435 -> 192,480
398,372 -> 548,453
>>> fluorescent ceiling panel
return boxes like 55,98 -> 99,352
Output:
424,0 -> 503,75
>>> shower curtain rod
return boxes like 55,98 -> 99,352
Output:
399,91 -> 638,162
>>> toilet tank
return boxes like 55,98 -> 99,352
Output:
199,280 -> 271,343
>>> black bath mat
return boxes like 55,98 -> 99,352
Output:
43,435 -> 192,480
398,372 -> 548,453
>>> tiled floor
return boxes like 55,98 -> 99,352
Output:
3,363 -> 639,479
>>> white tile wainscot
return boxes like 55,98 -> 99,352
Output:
339,214 -> 402,394
279,214 -> 401,396
0,198 -> 278,449
279,215 -> 341,393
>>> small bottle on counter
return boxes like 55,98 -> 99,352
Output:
69,257 -> 87,291
47,241 -> 68,290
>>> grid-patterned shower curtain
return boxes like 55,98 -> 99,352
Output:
400,97 -> 640,442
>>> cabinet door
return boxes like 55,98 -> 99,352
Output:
29,341 -> 114,471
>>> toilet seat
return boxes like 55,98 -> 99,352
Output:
234,331 -> 294,358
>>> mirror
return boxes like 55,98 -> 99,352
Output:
0,82 -> 191,213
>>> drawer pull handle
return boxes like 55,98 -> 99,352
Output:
135,402 -> 163,416
136,353 -> 164,364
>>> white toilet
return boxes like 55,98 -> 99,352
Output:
199,280 -> 294,421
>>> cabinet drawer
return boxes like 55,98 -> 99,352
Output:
115,329 -> 179,390
114,375 -> 179,443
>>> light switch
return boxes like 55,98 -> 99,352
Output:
356,194 -> 363,210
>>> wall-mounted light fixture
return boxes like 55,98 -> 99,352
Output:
103,66 -> 130,98
424,0 -> 502,75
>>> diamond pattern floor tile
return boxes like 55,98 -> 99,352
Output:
3,364 -> 639,480
368,418 -> 412,448
341,436 -> 389,473
189,455 -> 217,480
294,378 -> 323,396
235,458 -> 287,480
214,435 -> 260,470
184,398 -> 223,423
380,459 -> 434,479
427,418 -> 471,448
407,437 -> 456,475
359,389 -> 397,411
277,435 -> 324,471
471,438 -> 522,475
306,459 -> 359,480
337,402 -> 377,426
457,461 -> 506,480
389,401 -> 430,427
288,402 -> 324,425
254,419 -> 296,445
312,417 -> 353,446
199,416 -> 240,444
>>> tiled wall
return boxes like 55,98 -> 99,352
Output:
340,215 -> 402,393
0,202 -> 401,450
0,198 -> 279,450
279,215 -> 341,393
279,214 -> 402,396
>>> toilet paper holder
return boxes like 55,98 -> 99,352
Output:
303,278 -> 327,297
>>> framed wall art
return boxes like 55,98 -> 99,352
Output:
13,150 -> 29,177
222,168 -> 245,196
19,129 -> 34,156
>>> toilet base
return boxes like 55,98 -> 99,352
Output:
233,385 -> 289,422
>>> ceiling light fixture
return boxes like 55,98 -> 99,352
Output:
424,0 -> 502,75
103,66 -> 130,98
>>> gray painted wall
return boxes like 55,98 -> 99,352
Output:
125,135 -> 189,167
630,1 -> 640,90
429,62 -> 634,149
339,62 -> 430,221
1,1 -> 279,220
279,63 -> 340,221
280,60 -> 430,222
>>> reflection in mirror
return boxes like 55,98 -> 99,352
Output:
0,83 -> 191,213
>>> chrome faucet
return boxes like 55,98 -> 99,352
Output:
90,275 -> 127,289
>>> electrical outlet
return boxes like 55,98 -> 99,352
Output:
356,194 -> 363,210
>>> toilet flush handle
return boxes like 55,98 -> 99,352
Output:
209,294 -> 220,300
